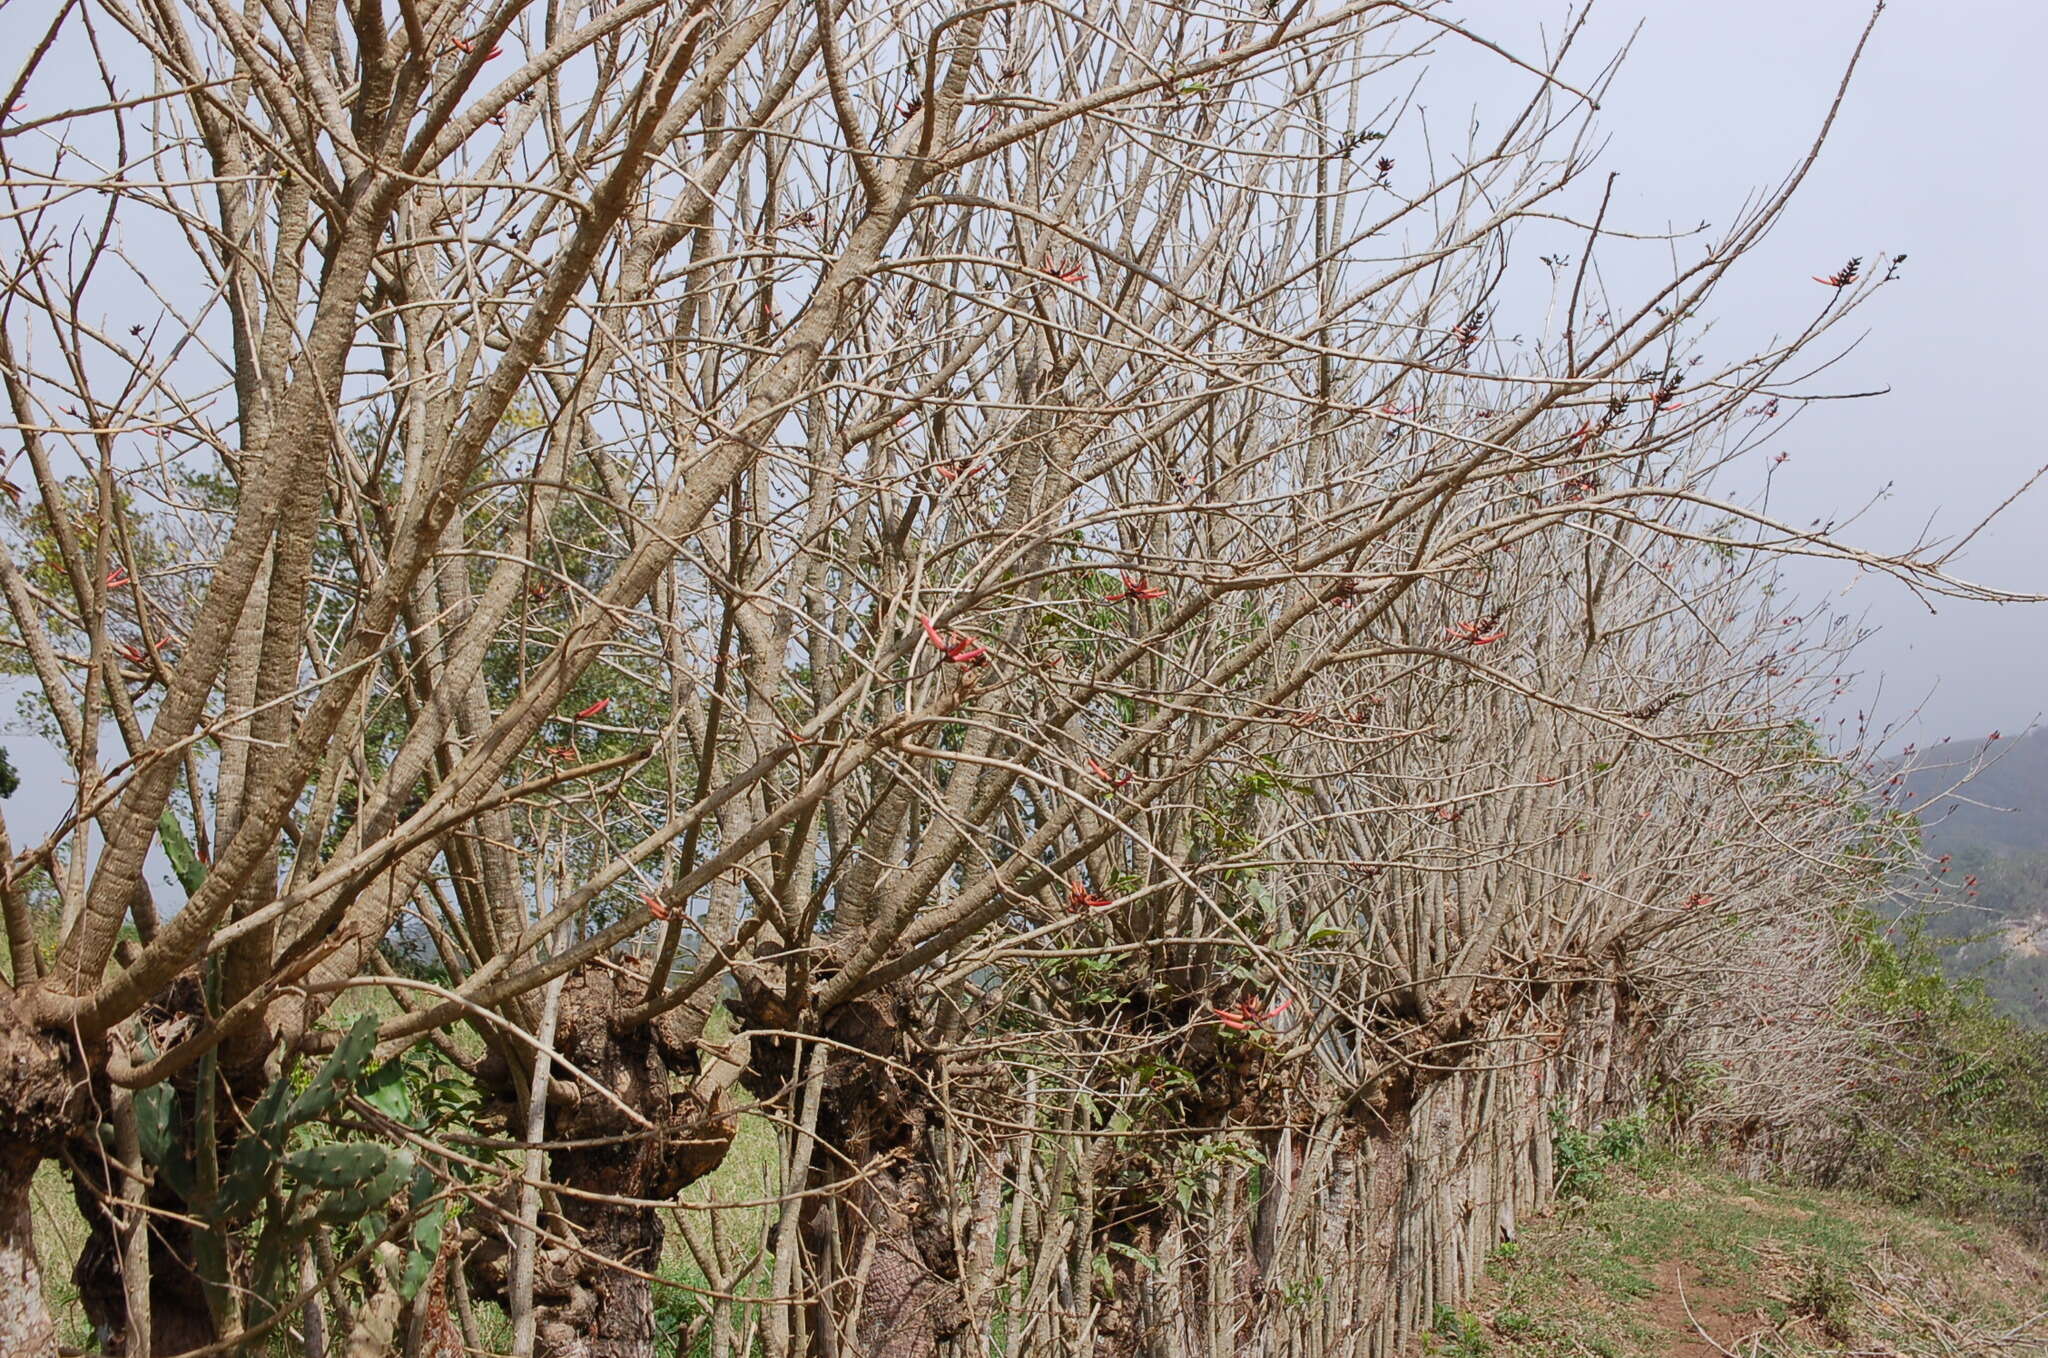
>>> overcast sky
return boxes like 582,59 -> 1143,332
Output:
1470,0 -> 2047,742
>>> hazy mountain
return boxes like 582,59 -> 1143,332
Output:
1908,728 -> 2048,857
1902,729 -> 2048,1026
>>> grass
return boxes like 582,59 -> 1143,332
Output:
1442,1153 -> 2048,1357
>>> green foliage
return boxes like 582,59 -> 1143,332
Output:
1170,1137 -> 1265,1215
1552,1112 -> 1650,1201
1425,1303 -> 1492,1356
0,745 -> 16,798
1789,1254 -> 1853,1340
132,1016 -> 469,1315
1840,909 -> 2048,1241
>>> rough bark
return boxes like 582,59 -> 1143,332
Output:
470,968 -> 738,1358
64,976 -> 232,1356
739,982 -> 963,1358
0,1152 -> 58,1358
0,995 -> 88,1358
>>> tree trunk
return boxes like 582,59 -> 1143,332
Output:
768,986 -> 963,1358
471,969 -> 738,1358
66,1140 -> 220,1355
64,977 -> 227,1356
0,995 -> 88,1358
0,1151 -> 58,1358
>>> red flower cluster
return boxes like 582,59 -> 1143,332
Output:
1104,574 -> 1168,603
1212,994 -> 1292,1031
920,615 -> 988,666
1445,617 -> 1504,646
1068,881 -> 1114,910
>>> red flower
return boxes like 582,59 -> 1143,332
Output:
1812,258 -> 1861,288
1444,617 -> 1504,646
640,891 -> 670,921
1684,892 -> 1712,909
105,566 -> 131,589
933,458 -> 985,483
1212,994 -> 1293,1030
1068,881 -> 1114,910
1086,757 -> 1133,789
1040,254 -> 1088,284
1104,573 -> 1168,603
572,697 -> 610,719
919,615 -> 988,666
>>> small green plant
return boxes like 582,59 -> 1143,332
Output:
1552,1110 -> 1651,1200
1425,1303 -> 1491,1356
132,1015 -> 463,1315
1789,1254 -> 1854,1340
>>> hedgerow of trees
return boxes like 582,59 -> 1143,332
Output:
0,1 -> 2037,1355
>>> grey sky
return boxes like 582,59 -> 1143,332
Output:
1481,0 -> 2047,741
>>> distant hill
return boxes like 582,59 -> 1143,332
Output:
1900,729 -> 2048,1027
1907,727 -> 2048,857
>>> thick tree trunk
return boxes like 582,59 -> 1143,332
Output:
0,995 -> 88,1358
67,1141 -> 220,1355
786,987 -> 962,1358
0,1153 -> 58,1358
471,969 -> 738,1358
64,976 -> 229,1356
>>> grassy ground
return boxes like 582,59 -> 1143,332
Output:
1428,1155 -> 2048,1358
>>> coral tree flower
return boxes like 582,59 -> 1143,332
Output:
1212,995 -> 1292,1031
919,615 -> 987,666
1068,881 -> 1114,910
1104,574 -> 1168,603
1444,617 -> 1504,646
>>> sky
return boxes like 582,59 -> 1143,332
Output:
1462,0 -> 2048,742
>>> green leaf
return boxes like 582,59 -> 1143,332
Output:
217,1133 -> 279,1223
314,1150 -> 412,1223
286,1016 -> 379,1125
285,1142 -> 392,1191
135,1082 -> 175,1166
398,1202 -> 449,1301
135,1082 -> 197,1202
359,1060 -> 413,1124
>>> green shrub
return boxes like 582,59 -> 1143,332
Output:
1553,1111 -> 1651,1200
1838,909 -> 2048,1242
